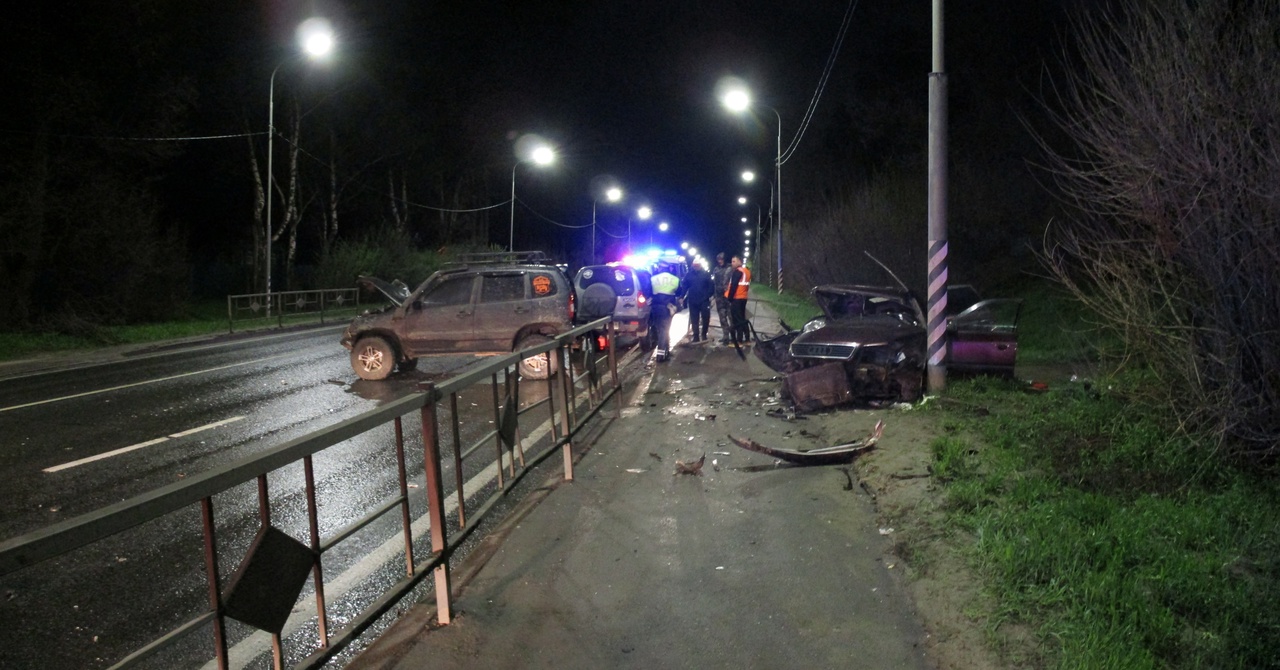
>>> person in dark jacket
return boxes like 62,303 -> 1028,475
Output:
680,259 -> 716,342
711,252 -> 734,343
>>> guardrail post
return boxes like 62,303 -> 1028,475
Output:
418,383 -> 452,625
608,322 -> 621,418
201,497 -> 229,670
557,344 -> 574,482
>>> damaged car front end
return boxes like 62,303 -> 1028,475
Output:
754,285 -> 1020,410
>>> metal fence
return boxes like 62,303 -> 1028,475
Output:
226,289 -> 361,333
0,319 -> 622,669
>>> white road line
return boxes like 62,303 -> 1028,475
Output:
42,416 -> 246,474
169,416 -> 245,438
0,354 -> 293,413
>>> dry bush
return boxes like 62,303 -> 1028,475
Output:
1041,0 -> 1280,462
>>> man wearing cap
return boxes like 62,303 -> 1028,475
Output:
711,253 -> 733,344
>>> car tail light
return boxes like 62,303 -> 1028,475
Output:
637,293 -> 647,306
597,334 -> 609,350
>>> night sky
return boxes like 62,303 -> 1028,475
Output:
2,1 -> 1076,300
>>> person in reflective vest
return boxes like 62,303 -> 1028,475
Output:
725,255 -> 751,345
649,262 -> 683,361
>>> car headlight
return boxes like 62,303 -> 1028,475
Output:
802,318 -> 826,333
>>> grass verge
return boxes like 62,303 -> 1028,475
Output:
925,375 -> 1280,668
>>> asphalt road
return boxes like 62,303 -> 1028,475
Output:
0,326 -> 570,669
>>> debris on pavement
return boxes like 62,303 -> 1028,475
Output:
649,452 -> 663,462
728,420 -> 884,466
673,454 -> 705,476
625,468 -> 646,474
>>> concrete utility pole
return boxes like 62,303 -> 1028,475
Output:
926,0 -> 950,393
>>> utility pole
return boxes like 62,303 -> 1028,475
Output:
926,0 -> 950,393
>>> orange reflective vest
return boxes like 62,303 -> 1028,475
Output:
727,266 -> 751,300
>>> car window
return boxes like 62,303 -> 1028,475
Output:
529,272 -> 559,298
480,273 -> 526,303
577,266 -> 635,297
636,270 -> 653,297
421,276 -> 474,307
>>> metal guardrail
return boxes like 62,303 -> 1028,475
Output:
0,318 -> 623,669
226,289 -> 361,333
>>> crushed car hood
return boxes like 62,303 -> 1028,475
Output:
812,284 -> 922,323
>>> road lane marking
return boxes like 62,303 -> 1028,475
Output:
168,416 -> 245,438
42,416 -> 246,473
0,354 -> 293,413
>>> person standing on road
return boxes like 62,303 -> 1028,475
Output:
726,255 -> 752,345
711,253 -> 734,344
680,259 -> 715,343
650,261 -> 683,361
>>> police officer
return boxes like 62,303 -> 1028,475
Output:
711,252 -> 734,344
649,261 -> 683,361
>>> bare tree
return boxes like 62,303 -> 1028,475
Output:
1040,0 -> 1280,461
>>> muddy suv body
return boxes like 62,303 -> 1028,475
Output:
341,251 -> 575,380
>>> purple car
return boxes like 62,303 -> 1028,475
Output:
755,285 -> 1022,408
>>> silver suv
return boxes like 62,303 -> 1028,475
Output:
341,252 -> 576,380
573,263 -> 652,348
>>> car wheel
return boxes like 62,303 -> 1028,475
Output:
516,334 -> 555,380
397,358 -> 419,372
351,336 -> 396,381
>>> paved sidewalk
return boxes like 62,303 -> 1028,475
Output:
348,303 -> 933,669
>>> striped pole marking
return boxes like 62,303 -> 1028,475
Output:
926,239 -> 948,367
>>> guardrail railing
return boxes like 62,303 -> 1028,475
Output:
0,319 -> 622,670
226,289 -> 361,333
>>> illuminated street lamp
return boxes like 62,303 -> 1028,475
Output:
721,82 -> 784,292
265,18 -> 334,303
509,140 -> 556,251
738,196 -> 747,205
628,205 -> 653,247
591,183 -> 623,263
741,170 -> 756,183
658,221 -> 669,232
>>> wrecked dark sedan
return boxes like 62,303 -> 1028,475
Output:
755,285 -> 1021,409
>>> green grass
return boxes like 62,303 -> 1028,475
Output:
750,289 -> 820,332
926,376 -> 1280,668
0,300 -> 362,362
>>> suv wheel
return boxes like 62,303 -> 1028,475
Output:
516,334 -> 555,380
352,336 -> 396,381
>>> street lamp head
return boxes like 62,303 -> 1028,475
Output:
605,186 -> 623,202
737,196 -> 747,205
740,217 -> 748,223
637,206 -> 652,220
531,145 -> 555,165
722,88 -> 751,113
741,170 -> 756,183
658,222 -> 669,232
745,230 -> 752,237
298,18 -> 335,59
680,241 -> 689,250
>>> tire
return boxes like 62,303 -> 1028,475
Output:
351,336 -> 396,381
516,334 -> 556,380
397,358 -> 419,372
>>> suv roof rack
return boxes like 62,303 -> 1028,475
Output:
446,250 -> 554,266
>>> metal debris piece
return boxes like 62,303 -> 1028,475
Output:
625,468 -> 646,474
649,452 -> 663,462
674,454 -> 705,476
728,420 -> 884,466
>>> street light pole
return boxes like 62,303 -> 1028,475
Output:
263,19 -> 334,309
770,107 -> 783,294
509,162 -> 519,252
266,64 -> 281,307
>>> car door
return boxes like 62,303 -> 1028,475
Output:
471,271 -> 529,351
400,274 -> 477,354
948,299 -> 1023,375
